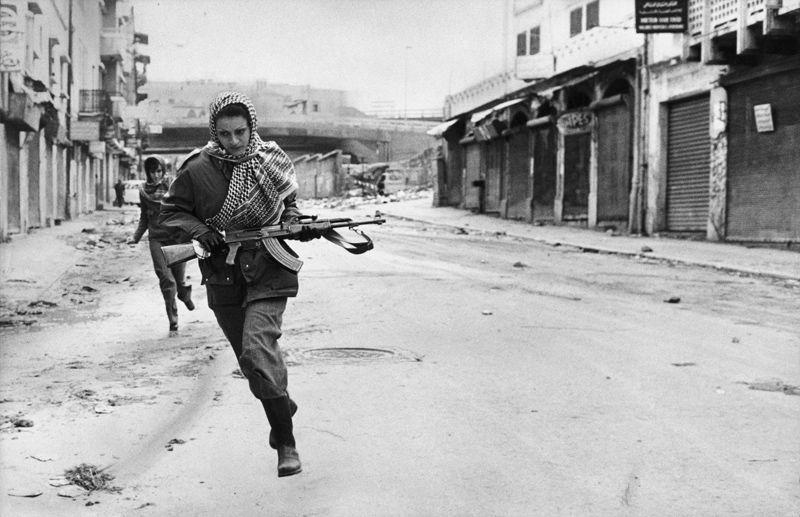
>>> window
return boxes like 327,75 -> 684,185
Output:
517,32 -> 527,56
570,7 -> 583,37
586,0 -> 599,30
529,26 -> 540,55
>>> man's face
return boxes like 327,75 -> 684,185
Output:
216,115 -> 251,156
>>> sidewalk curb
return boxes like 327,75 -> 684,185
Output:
382,213 -> 800,282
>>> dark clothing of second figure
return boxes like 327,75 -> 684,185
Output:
133,156 -> 194,331
113,180 -> 125,207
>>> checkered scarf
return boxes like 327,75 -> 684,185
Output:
204,91 -> 297,232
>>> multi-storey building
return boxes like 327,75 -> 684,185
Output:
431,0 -> 800,245
0,0 -> 147,240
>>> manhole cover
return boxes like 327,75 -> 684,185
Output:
285,346 -> 421,365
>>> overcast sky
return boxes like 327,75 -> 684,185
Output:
133,0 -> 508,113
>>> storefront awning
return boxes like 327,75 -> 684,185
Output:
426,118 -> 459,137
470,98 -> 526,125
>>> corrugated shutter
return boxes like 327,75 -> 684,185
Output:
726,67 -> 800,241
506,129 -> 530,220
464,144 -> 481,210
666,95 -> 710,231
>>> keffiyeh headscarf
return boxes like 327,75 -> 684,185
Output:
204,91 -> 298,231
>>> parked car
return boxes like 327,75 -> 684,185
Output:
122,180 -> 145,205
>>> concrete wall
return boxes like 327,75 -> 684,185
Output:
645,61 -> 726,236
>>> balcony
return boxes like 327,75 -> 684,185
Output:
79,89 -> 110,115
515,53 -> 555,81
101,30 -> 132,69
555,26 -> 642,74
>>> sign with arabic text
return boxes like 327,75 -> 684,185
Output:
635,0 -> 688,33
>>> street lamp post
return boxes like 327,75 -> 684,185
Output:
404,45 -> 411,119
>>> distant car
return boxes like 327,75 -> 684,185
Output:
122,180 -> 145,205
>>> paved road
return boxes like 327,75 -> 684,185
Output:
1,205 -> 798,516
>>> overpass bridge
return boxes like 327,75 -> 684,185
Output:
143,116 -> 438,165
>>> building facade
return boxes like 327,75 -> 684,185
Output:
431,0 -> 800,245
0,0 -> 146,241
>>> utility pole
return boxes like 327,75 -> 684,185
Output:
65,0 -> 74,220
403,45 -> 411,119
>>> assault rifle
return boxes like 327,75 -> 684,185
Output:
161,214 -> 385,272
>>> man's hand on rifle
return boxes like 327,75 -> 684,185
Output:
196,230 -> 226,252
282,215 -> 324,242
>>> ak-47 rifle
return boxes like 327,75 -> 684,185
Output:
161,214 -> 385,271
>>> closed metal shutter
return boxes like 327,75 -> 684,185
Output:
506,129 -> 530,220
726,67 -> 800,241
464,143 -> 481,210
485,139 -> 503,213
666,95 -> 710,231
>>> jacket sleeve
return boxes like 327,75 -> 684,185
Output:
132,190 -> 148,242
159,171 -> 214,239
280,192 -> 303,222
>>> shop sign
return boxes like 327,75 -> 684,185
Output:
71,120 -> 100,141
89,141 -> 106,155
635,0 -> 688,33
753,104 -> 774,133
557,110 -> 593,135
0,0 -> 24,72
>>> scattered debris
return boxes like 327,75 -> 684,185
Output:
28,300 -> 57,308
165,438 -> 186,451
57,485 -> 87,498
64,463 -> 118,493
664,296 -> 681,304
93,404 -> 114,414
12,418 -> 33,428
7,489 -> 43,498
671,362 -> 696,367
742,379 -> 800,396
48,476 -> 71,487
73,389 -> 96,399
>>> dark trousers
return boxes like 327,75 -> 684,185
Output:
148,239 -> 187,326
213,297 -> 295,446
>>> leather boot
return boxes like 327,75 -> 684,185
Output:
261,396 -> 301,477
268,397 -> 298,449
177,285 -> 195,311
277,444 -> 302,477
166,297 -> 178,332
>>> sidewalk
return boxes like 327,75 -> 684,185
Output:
364,194 -> 800,282
0,207 -> 137,306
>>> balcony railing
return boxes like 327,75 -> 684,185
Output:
79,89 -> 110,114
